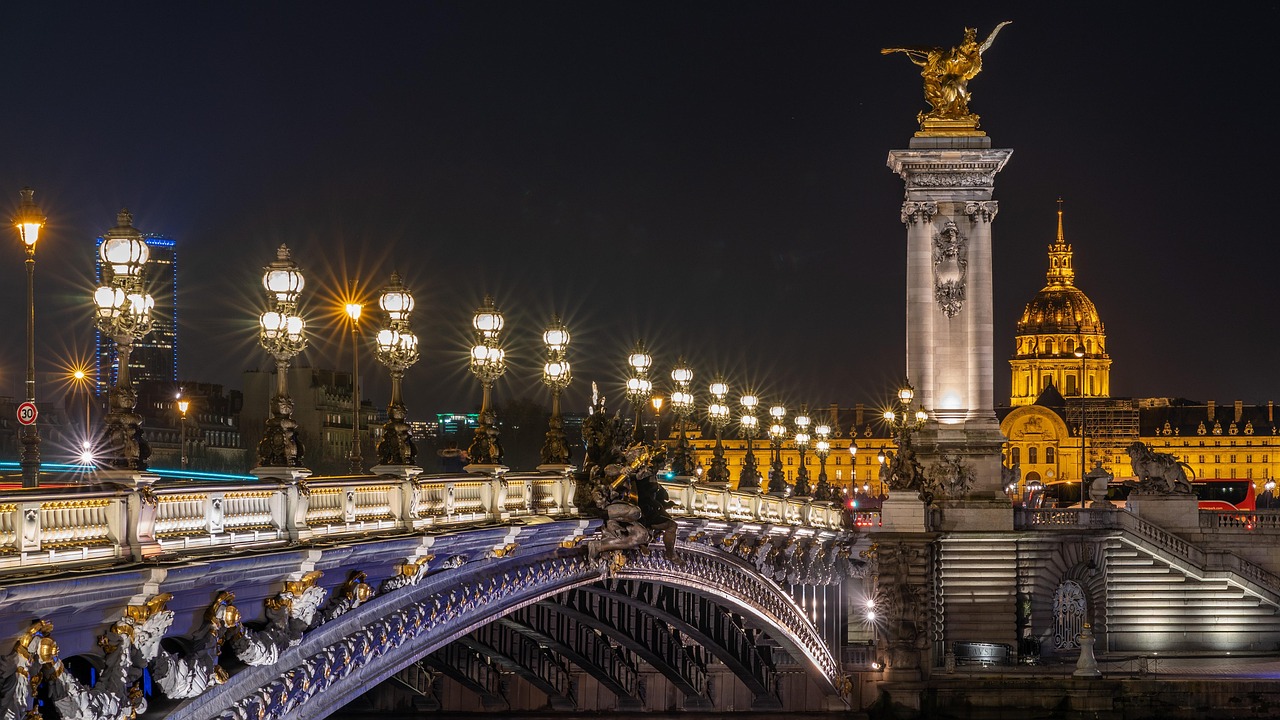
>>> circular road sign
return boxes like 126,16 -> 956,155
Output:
16,401 -> 37,426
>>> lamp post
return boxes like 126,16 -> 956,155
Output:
651,395 -> 664,446
793,404 -> 812,497
624,341 -> 653,446
255,244 -> 307,470
539,315 -> 572,466
813,420 -> 832,501
669,358 -> 694,477
94,209 -> 156,471
345,302 -> 363,473
767,404 -> 787,495
71,368 -> 92,458
880,378 -> 930,493
1074,342 -> 1087,484
849,435 -> 860,498
177,393 -> 190,470
738,393 -> 761,491
373,272 -> 421,467
467,296 -> 507,466
14,188 -> 45,487
706,377 -> 730,485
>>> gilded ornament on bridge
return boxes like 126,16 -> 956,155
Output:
882,22 -> 1011,136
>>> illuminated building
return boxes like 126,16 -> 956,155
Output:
999,205 -> 1280,491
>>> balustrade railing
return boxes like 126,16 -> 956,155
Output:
0,470 -> 846,575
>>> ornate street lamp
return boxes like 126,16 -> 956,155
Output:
624,341 -> 653,445
467,296 -> 507,466
255,244 -> 308,471
94,209 -> 156,471
793,404 -> 812,497
539,315 -> 573,467
14,188 -> 45,487
669,358 -> 695,477
813,420 -> 832,501
177,393 -> 190,470
879,377 -> 930,493
373,272 -> 421,467
346,302 -> 363,473
738,393 -> 761,491
767,404 -> 788,495
705,377 -> 730,485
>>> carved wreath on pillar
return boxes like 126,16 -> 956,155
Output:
932,221 -> 968,318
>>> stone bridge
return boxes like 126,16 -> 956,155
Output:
0,469 -> 860,720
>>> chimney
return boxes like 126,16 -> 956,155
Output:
829,403 -> 840,435
1207,400 -> 1215,421
1235,400 -> 1243,424
1270,401 -> 1274,423
855,403 -> 865,428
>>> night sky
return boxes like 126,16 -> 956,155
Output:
2,2 -> 1277,422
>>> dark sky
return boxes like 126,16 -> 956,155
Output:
2,2 -> 1277,421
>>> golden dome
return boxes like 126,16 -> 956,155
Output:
1016,201 -> 1104,336
1017,285 -> 1104,335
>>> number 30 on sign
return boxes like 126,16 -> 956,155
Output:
16,401 -> 37,426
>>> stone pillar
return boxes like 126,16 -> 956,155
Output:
887,136 -> 1013,521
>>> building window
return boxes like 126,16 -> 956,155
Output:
1029,447 -> 1038,464
1199,455 -> 1205,464
1046,447 -> 1055,464
1012,447 -> 1021,466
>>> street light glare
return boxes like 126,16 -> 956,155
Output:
345,303 -> 362,321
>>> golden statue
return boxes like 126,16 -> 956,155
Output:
883,22 -> 1010,136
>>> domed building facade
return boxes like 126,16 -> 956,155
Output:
1009,201 -> 1111,406
999,203 -> 1280,496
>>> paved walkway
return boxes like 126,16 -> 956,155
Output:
947,652 -> 1280,680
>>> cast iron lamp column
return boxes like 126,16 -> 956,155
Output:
669,358 -> 694,477
793,404 -> 812,497
624,341 -> 653,446
1075,342 -> 1087,485
467,296 -> 507,466
650,395 -> 664,446
346,302 -> 363,474
880,378 -> 930,492
738,393 -> 761,491
813,420 -> 832,501
255,244 -> 308,470
767,404 -> 788,495
177,393 -> 190,470
14,188 -> 45,487
705,377 -> 730,485
539,315 -> 572,466
373,272 -> 421,467
93,210 -> 156,471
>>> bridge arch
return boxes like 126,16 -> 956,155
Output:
169,542 -> 844,720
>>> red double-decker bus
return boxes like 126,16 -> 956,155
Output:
1037,477 -> 1257,511
1191,478 -> 1256,511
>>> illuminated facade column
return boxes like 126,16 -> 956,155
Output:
887,139 -> 1012,504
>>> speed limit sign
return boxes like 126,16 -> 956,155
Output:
16,401 -> 37,426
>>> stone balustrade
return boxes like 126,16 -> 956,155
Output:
0,470 -> 847,576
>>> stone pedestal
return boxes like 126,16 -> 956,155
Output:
880,490 -> 929,532
1126,493 -> 1199,534
250,466 -> 312,482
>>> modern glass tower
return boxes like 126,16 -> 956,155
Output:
95,235 -> 178,395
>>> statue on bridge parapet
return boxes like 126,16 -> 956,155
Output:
1124,441 -> 1194,495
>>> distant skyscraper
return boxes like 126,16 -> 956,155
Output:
95,235 -> 178,396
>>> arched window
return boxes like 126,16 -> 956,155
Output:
1045,338 -> 1056,354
